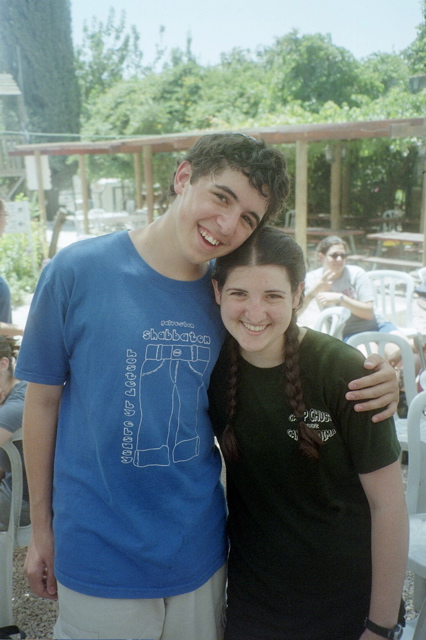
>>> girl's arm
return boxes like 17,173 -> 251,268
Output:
358,460 -> 408,639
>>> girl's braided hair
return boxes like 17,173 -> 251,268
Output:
212,225 -> 323,462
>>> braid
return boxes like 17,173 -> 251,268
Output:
283,313 -> 323,461
221,334 -> 241,463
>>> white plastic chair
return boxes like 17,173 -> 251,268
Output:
284,209 -> 296,228
346,331 -> 422,452
416,267 -> 426,314
366,269 -> 426,382
381,209 -> 404,232
402,596 -> 426,638
0,429 -> 32,627
405,390 -> 426,625
417,267 -> 426,284
366,270 -> 416,333
313,306 -> 351,340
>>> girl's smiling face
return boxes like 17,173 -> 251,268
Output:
213,264 -> 304,368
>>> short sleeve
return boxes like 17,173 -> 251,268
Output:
15,264 -> 70,385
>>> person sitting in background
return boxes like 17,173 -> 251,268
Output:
0,199 -> 23,338
303,235 -> 399,341
0,336 -> 28,530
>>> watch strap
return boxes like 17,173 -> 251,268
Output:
364,618 -> 403,639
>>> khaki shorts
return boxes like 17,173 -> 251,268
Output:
53,564 -> 226,640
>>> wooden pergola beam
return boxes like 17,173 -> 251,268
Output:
8,118 -> 426,157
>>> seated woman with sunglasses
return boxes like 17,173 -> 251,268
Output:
303,235 -> 398,341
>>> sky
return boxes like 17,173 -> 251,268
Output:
70,0 -> 424,67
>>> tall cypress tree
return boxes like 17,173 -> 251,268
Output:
0,0 -> 80,140
0,0 -> 80,196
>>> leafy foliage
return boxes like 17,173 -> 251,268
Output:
404,0 -> 426,75
0,223 -> 44,306
260,31 -> 361,110
74,7 -> 144,117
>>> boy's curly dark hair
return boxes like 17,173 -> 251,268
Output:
170,133 -> 290,224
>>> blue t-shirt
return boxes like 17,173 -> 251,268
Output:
16,231 -> 228,598
0,277 -> 12,323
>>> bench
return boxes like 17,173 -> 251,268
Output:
347,254 -> 423,271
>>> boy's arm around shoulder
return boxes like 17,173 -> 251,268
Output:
307,330 -> 398,424
346,353 -> 398,423
23,382 -> 63,600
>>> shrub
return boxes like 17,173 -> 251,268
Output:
0,223 -> 44,306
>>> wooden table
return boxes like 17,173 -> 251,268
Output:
282,227 -> 365,253
367,231 -> 423,251
364,231 -> 424,269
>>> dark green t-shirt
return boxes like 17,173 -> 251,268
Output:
209,329 -> 401,640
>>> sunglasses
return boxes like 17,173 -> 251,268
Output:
328,252 -> 347,260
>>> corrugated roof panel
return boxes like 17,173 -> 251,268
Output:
0,73 -> 22,96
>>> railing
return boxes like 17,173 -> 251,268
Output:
0,135 -> 26,177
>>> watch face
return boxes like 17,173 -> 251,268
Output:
392,626 -> 403,640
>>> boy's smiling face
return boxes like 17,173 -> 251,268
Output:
173,161 -> 269,265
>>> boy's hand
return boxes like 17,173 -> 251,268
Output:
346,354 -> 398,422
24,527 -> 58,600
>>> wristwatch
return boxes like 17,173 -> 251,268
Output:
364,618 -> 404,639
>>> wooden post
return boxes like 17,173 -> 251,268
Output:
421,154 -> 426,266
341,145 -> 350,219
78,155 -> 90,234
330,142 -> 341,231
34,150 -> 47,257
133,153 -> 143,210
143,145 -> 154,224
295,140 -> 308,258
34,150 -> 46,225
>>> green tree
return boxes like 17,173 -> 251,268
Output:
81,41 -> 205,194
0,0 -> 80,139
0,0 -> 80,199
75,7 -> 144,118
405,0 -> 426,74
356,52 -> 409,100
188,48 -> 268,129
260,31 -> 361,111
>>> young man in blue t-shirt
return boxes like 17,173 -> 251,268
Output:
15,133 -> 399,640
